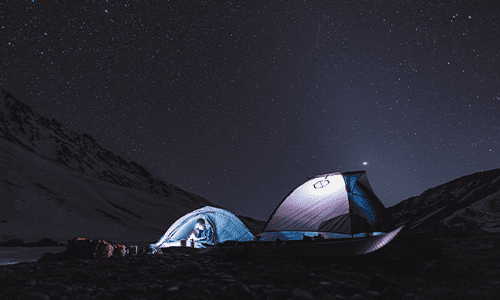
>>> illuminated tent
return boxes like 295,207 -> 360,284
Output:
150,206 -> 254,249
260,171 -> 393,241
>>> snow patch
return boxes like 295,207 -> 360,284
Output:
410,205 -> 447,229
451,181 -> 473,198
442,203 -> 500,233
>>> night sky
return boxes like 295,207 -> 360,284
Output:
2,1 -> 499,220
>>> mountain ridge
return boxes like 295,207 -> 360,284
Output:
0,90 -> 210,208
0,91 -> 222,243
387,168 -> 500,234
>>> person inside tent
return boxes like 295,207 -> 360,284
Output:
188,218 -> 214,247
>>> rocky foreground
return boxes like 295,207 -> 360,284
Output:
0,233 -> 499,300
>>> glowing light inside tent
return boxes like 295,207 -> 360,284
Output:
263,171 -> 395,240
265,173 -> 350,232
151,206 -> 254,250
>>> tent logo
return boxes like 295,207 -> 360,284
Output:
313,180 -> 330,189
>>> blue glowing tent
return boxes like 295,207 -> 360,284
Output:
260,171 -> 393,241
151,206 -> 254,249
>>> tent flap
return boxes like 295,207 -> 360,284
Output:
318,213 -> 351,234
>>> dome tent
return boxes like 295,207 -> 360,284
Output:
150,206 -> 254,249
260,171 -> 394,241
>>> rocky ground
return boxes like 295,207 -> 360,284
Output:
0,233 -> 499,300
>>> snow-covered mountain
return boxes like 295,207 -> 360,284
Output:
387,169 -> 500,234
0,91 -> 218,243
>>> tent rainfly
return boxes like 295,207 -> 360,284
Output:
150,206 -> 254,249
260,171 -> 394,241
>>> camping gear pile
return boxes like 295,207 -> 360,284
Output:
66,238 -> 128,259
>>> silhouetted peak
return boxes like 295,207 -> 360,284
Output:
0,91 -> 212,209
388,169 -> 500,235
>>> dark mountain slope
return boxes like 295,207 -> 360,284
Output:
0,91 -> 226,243
388,169 -> 500,234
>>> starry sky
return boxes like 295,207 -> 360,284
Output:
1,1 -> 499,220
